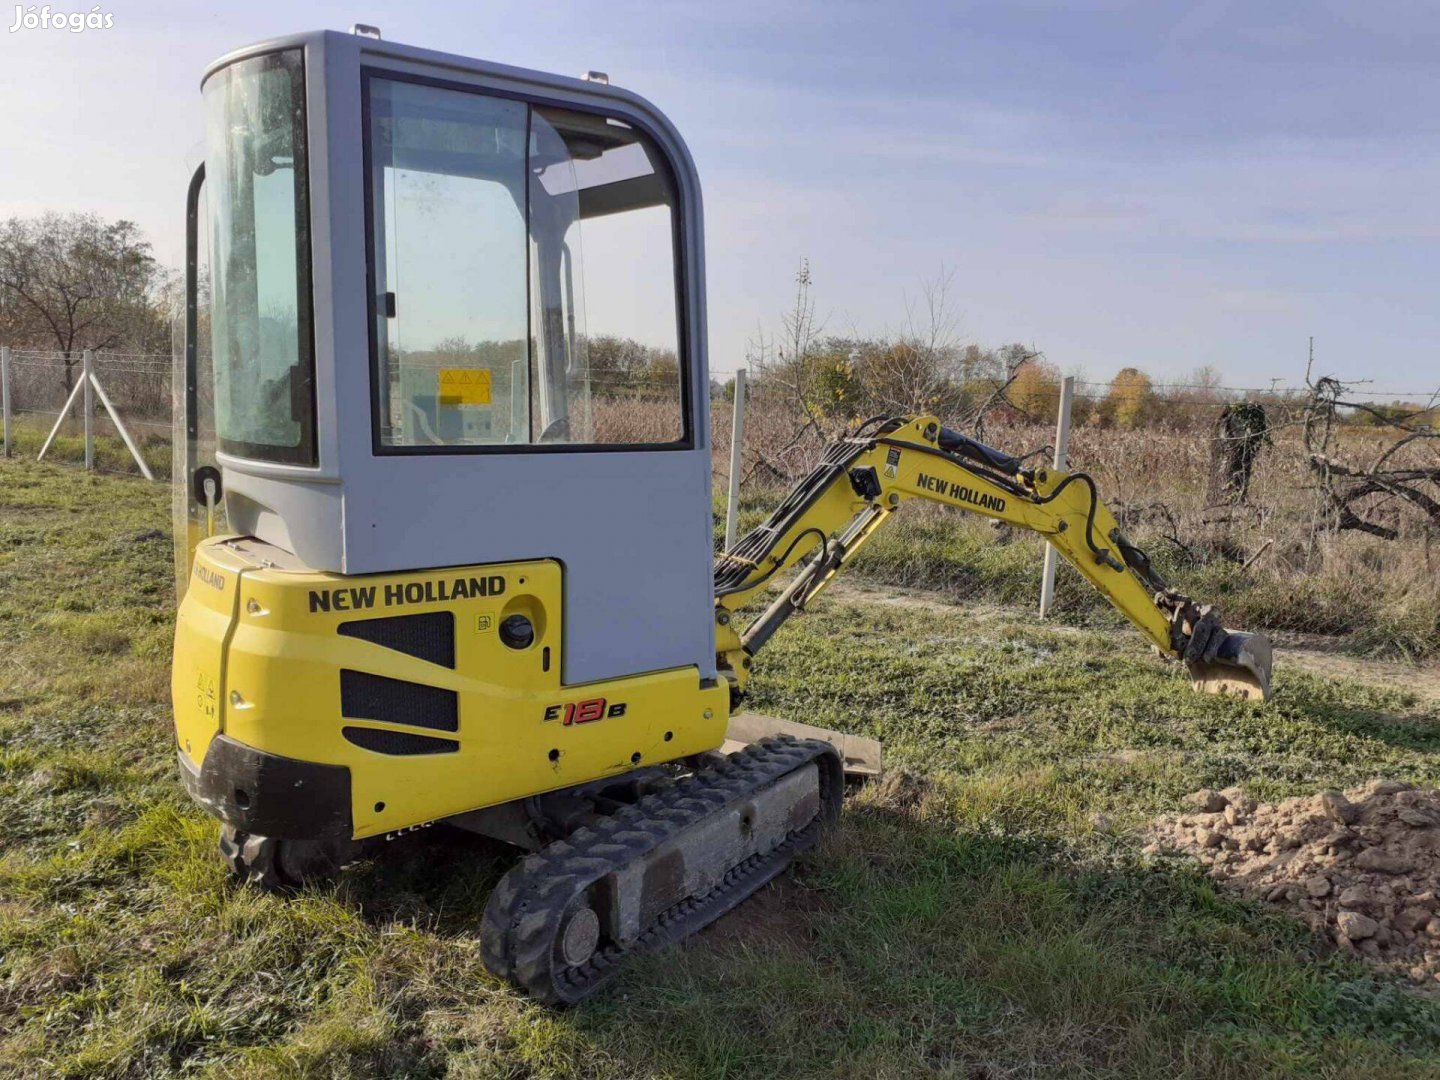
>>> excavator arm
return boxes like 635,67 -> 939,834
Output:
714,415 -> 1272,701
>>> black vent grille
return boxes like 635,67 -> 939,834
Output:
339,611 -> 455,668
339,670 -> 458,732
342,726 -> 458,756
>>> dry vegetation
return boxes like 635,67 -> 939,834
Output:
711,377 -> 1440,661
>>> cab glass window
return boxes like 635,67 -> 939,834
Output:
365,75 -> 686,450
203,49 -> 316,465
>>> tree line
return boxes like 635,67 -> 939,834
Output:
0,212 -> 174,391
3,213 -> 1434,435
737,262 -> 1437,434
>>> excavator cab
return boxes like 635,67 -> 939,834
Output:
176,31 -> 713,686
173,29 -> 1270,1005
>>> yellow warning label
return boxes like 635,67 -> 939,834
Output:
437,368 -> 492,406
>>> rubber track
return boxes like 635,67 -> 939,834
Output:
480,735 -> 843,1005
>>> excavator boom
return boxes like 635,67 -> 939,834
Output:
714,416 -> 1273,702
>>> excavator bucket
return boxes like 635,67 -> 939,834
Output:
1186,631 -> 1273,702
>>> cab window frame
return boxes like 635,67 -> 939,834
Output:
359,66 -> 695,457
202,46 -> 319,467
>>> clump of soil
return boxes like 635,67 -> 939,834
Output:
1147,780 -> 1440,984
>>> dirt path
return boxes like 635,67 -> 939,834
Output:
1279,644 -> 1440,706
826,581 -> 1440,706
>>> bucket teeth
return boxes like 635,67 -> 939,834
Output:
1186,631 -> 1273,702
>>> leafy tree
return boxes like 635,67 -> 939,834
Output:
811,349 -> 857,417
1008,357 -> 1062,419
585,334 -> 679,396
1104,367 -> 1155,428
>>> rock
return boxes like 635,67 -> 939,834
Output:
1266,884 -> 1290,903
1398,907 -> 1434,933
1354,848 -> 1414,875
1337,910 -> 1378,940
1427,919 -> 1440,939
1185,789 -> 1228,814
1370,779 -> 1414,796
1359,938 -> 1382,958
1398,807 -> 1439,828
1338,885 -> 1374,910
1219,787 -> 1256,813
1224,804 -> 1245,826
1324,828 -> 1361,852
1194,827 -> 1223,849
1305,875 -> 1331,899
1244,835 -> 1266,852
1319,790 -> 1358,825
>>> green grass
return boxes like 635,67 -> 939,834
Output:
3,416 -> 171,479
4,456 -> 1440,1077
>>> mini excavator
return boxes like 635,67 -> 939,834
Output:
172,29 -> 1272,1004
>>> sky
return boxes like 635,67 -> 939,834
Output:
1,0 -> 1437,396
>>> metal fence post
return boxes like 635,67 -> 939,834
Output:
1,347 -> 11,458
724,368 -> 748,551
88,364 -> 156,481
1039,375 -> 1076,618
82,350 -> 95,470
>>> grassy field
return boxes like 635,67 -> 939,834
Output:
4,456 -> 1440,1077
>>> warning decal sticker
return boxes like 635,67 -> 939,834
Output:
437,368 -> 492,406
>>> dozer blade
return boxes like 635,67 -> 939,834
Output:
1186,631 -> 1273,702
723,712 -> 882,779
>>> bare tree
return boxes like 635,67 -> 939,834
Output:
1303,374 -> 1440,540
0,212 -> 165,391
858,266 -> 966,415
748,258 -> 829,446
966,343 -> 1041,441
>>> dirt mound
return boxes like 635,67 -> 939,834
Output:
1147,781 -> 1440,984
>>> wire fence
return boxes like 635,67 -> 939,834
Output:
1,348 -> 172,477
3,345 -> 1433,525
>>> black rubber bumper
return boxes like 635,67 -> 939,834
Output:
177,734 -> 353,841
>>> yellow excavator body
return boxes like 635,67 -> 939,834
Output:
171,29 -> 1272,1004
174,538 -> 727,842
